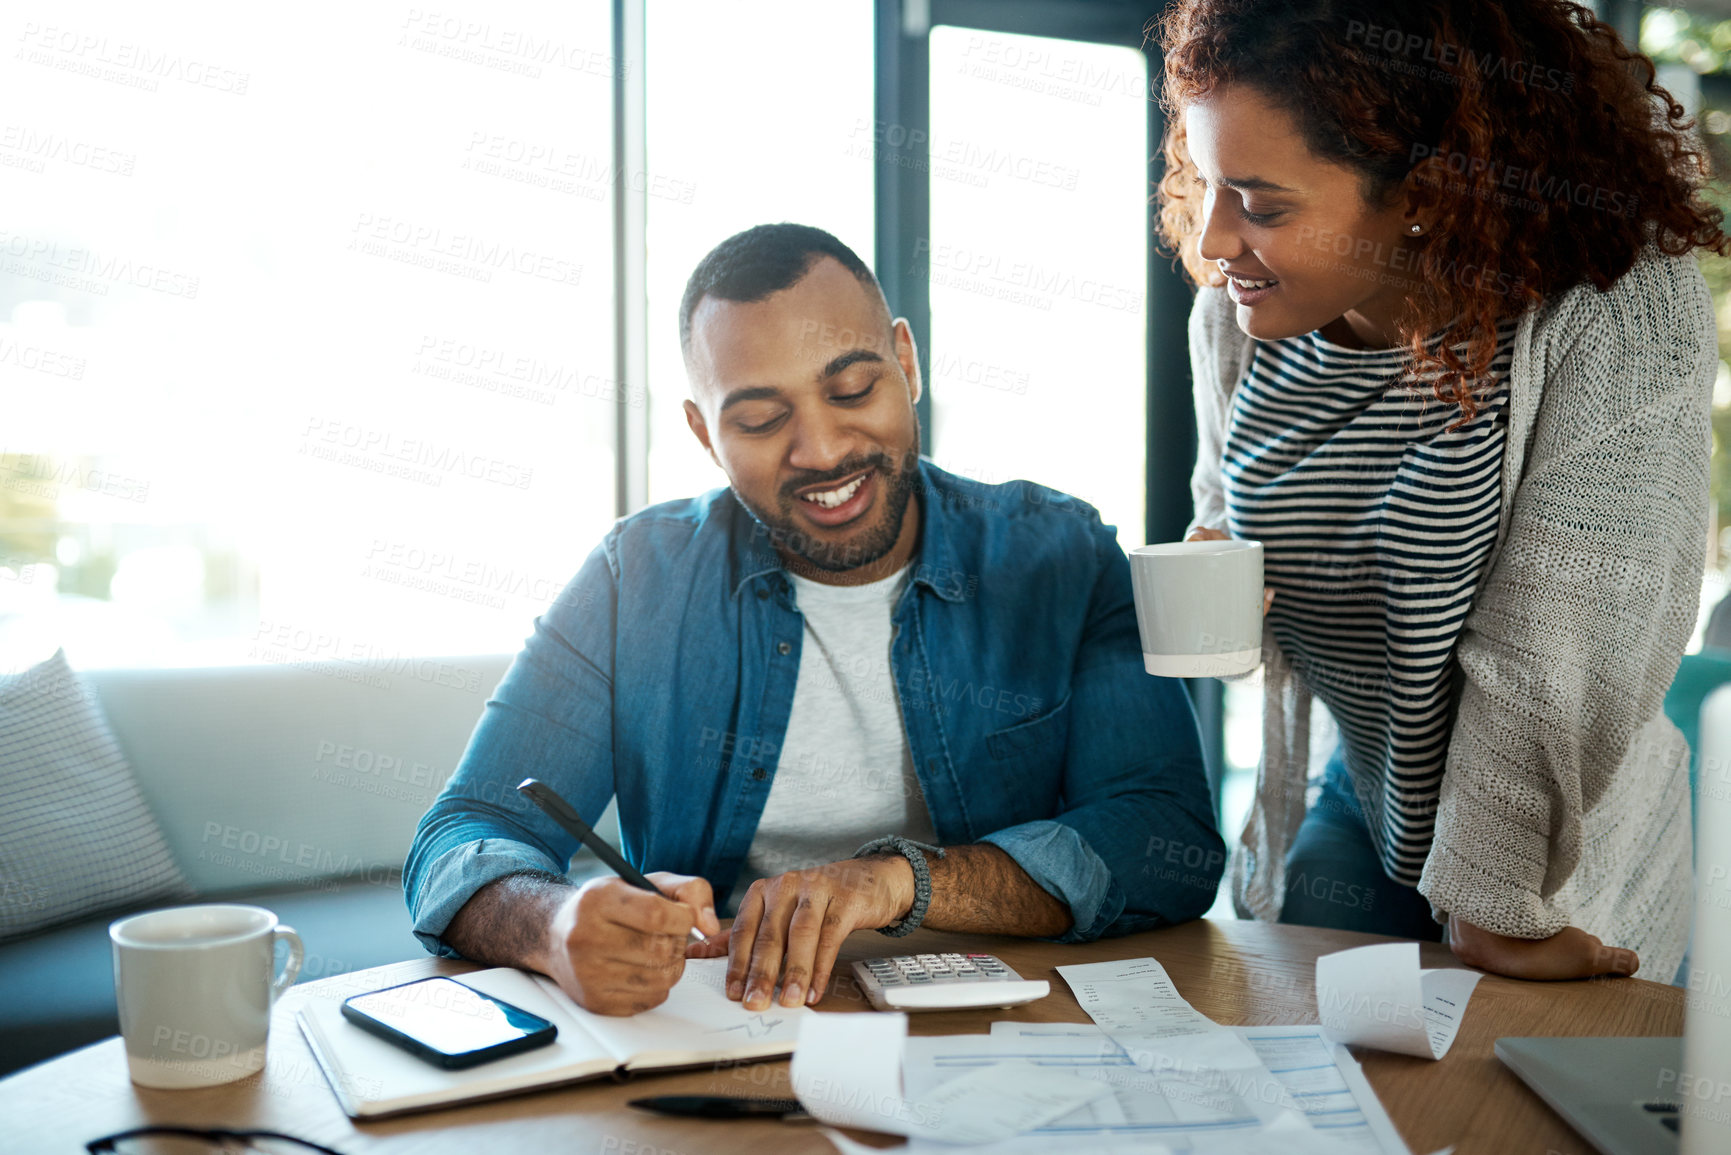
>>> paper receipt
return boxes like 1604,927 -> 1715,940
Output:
1316,942 -> 1482,1060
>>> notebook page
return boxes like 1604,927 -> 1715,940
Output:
537,956 -> 807,1069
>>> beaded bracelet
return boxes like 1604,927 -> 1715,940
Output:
853,836 -> 947,937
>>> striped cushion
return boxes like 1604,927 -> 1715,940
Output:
0,649 -> 190,940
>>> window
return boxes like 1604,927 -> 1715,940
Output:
643,0 -> 875,507
925,26 -> 1150,551
0,1 -> 615,668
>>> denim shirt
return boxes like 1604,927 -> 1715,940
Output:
405,461 -> 1223,955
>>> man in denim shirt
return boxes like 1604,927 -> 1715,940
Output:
405,224 -> 1222,1017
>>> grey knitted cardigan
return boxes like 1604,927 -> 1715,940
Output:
1187,245 -> 1714,980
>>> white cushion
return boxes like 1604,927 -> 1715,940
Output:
84,655 -> 512,892
0,650 -> 191,940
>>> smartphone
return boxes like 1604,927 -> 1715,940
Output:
341,977 -> 557,1069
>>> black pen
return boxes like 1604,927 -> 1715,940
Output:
516,778 -> 710,945
629,1095 -> 808,1120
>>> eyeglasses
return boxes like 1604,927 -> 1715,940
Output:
86,1127 -> 346,1155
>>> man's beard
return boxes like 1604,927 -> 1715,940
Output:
739,437 -> 922,575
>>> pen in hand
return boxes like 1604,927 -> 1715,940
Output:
516,778 -> 710,945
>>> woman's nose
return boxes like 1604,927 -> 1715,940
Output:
1196,193 -> 1243,265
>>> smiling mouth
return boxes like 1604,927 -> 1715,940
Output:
796,470 -> 869,510
1227,273 -> 1279,290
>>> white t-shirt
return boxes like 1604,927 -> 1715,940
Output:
729,563 -> 939,912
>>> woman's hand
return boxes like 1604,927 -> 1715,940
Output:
1447,914 -> 1639,980
1186,527 -> 1275,613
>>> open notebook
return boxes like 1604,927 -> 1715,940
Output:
296,958 -> 806,1118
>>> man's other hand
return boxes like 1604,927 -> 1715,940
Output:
725,857 -> 915,1011
539,872 -> 721,1015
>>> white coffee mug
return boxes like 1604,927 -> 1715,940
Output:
1129,539 -> 1264,677
110,903 -> 303,1088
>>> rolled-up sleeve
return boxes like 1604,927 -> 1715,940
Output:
409,839 -> 568,957
403,538 -> 622,956
980,819 -> 1117,940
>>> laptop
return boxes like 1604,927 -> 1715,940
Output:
1496,683 -> 1731,1155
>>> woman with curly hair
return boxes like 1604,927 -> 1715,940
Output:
1160,0 -> 1726,982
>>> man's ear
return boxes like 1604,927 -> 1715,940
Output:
684,399 -> 721,467
892,318 -> 922,407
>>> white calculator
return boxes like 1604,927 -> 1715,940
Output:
851,952 -> 1050,1012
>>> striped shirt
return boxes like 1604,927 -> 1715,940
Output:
1222,320 -> 1516,886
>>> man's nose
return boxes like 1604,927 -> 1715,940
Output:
786,408 -> 855,474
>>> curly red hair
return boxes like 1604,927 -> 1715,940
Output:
1152,0 -> 1729,421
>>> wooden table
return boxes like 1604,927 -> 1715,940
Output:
1,919 -> 1680,1154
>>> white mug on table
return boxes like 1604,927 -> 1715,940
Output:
110,903 -> 303,1088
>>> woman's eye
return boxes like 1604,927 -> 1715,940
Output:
1239,207 -> 1280,226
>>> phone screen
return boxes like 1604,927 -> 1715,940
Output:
344,978 -> 555,1059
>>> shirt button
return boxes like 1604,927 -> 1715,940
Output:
751,766 -> 768,781
756,587 -> 769,601
777,641 -> 792,655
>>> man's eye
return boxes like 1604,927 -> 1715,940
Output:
738,413 -> 786,434
835,381 -> 877,404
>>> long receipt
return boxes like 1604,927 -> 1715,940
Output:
1058,955 -> 1265,1072
1315,943 -> 1482,1060
1056,957 -> 1321,1146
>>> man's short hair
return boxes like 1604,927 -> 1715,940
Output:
678,223 -> 886,358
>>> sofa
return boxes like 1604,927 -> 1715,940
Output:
0,653 -> 602,1076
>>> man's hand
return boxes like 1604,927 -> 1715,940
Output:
726,856 -> 915,1011
526,872 -> 720,1015
1447,914 -> 1639,980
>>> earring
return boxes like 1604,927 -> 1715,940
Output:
1409,224 -> 1423,234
